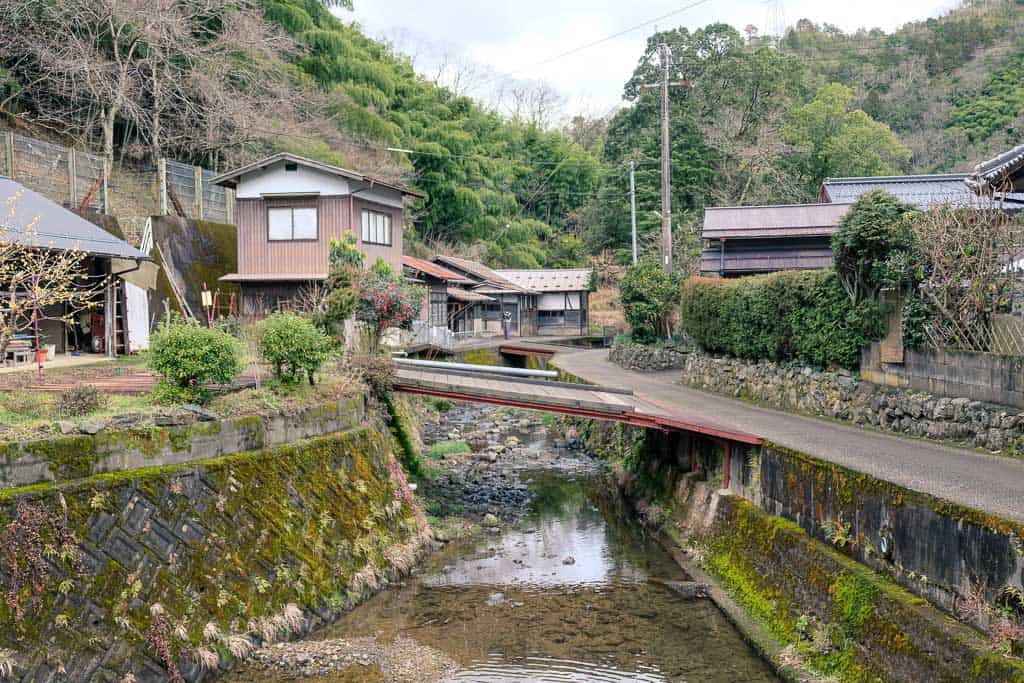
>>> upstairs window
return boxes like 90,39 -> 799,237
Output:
361,209 -> 392,246
268,206 -> 317,241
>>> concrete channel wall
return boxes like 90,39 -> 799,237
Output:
0,427 -> 429,683
0,396 -> 365,490
575,421 -> 1024,680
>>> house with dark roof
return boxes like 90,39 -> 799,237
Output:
820,174 -> 1024,210
0,177 -> 155,360
968,144 -> 1024,196
431,255 -> 537,336
212,153 -> 423,317
699,203 -> 851,277
402,255 -> 493,333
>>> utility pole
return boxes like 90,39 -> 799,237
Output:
659,38 -> 672,273
641,40 -> 687,273
629,160 -> 638,265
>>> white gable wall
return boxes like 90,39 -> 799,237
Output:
236,161 -> 351,198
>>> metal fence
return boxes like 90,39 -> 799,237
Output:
0,129 -> 235,229
1,131 -> 107,212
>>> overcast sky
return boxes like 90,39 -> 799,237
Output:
347,0 -> 958,118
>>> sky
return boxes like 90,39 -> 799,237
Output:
346,0 -> 958,120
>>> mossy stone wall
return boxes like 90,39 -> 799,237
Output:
0,396 -> 365,490
0,427 -> 429,682
760,444 -> 1024,615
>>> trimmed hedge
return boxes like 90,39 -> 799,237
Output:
680,270 -> 885,369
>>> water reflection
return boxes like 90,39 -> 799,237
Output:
308,471 -> 779,683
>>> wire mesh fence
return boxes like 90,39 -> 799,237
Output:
0,129 -> 234,227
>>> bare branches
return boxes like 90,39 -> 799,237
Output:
913,202 -> 1024,352
0,0 -> 312,166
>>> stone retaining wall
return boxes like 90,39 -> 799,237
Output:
0,427 -> 430,682
682,351 -> 1024,452
0,396 -> 366,489
608,343 -> 689,372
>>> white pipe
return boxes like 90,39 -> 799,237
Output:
394,358 -> 558,378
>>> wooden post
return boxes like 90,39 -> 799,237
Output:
104,268 -> 116,359
4,131 -> 14,178
722,442 -> 732,490
158,158 -> 168,215
226,187 -> 235,224
67,147 -> 77,207
193,165 -> 203,219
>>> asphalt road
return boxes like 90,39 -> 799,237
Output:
553,348 -> 1024,524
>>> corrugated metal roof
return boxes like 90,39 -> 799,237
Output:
446,286 -> 493,303
495,268 -> 592,292
821,174 -> 1024,209
703,203 -> 851,240
402,255 -> 474,284
211,152 -> 425,198
0,178 -> 148,260
433,255 -> 535,293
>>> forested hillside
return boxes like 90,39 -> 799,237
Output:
0,0 -> 1022,268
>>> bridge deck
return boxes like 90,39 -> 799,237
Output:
394,367 -> 762,445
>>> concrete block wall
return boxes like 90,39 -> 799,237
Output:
0,396 -> 365,490
862,342 -> 1024,409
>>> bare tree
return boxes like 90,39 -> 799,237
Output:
0,0 -> 310,166
0,194 -> 108,366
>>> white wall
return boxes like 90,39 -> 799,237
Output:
539,292 -> 580,311
236,161 -> 350,198
350,182 -> 405,209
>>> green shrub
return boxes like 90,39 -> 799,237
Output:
680,270 -> 885,369
431,398 -> 453,412
55,385 -> 105,418
256,313 -> 335,385
620,260 -> 681,341
148,321 -> 241,403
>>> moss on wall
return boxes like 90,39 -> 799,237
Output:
0,427 -> 429,681
703,496 -> 1024,682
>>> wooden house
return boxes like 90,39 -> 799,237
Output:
212,153 -> 423,317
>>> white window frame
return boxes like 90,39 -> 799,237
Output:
268,206 -> 318,241
361,209 -> 392,246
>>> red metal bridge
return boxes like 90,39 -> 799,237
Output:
392,361 -> 762,447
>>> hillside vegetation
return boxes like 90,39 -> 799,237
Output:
0,0 -> 1022,268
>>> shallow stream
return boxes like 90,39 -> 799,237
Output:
231,407 -> 779,682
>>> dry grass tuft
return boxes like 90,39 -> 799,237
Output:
202,622 -> 221,643
0,649 -> 15,679
190,647 -> 220,671
221,634 -> 254,660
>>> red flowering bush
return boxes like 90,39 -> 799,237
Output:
355,270 -> 424,345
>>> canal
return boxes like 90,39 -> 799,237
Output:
228,403 -> 779,682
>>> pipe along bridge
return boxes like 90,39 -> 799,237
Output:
392,358 -> 762,447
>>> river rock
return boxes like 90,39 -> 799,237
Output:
562,555 -> 575,565
482,513 -> 500,528
78,419 -> 106,435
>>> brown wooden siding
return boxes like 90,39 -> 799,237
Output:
353,196 -> 404,273
236,195 -> 404,277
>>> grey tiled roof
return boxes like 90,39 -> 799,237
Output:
821,174 -> 1024,210
0,177 -> 148,259
969,144 -> 1024,194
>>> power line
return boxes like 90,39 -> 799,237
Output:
476,0 -> 715,85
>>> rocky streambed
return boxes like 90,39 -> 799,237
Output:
227,401 -> 778,683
